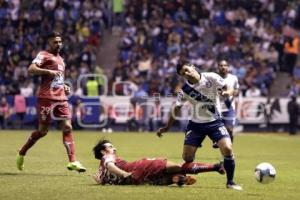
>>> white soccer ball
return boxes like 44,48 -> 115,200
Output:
254,162 -> 276,184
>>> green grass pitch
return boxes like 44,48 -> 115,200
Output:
0,130 -> 300,200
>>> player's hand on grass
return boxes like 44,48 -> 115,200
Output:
92,173 -> 101,184
157,127 -> 169,138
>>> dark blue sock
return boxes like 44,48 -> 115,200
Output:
224,155 -> 235,184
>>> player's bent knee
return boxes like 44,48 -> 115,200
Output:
63,124 -> 73,133
40,130 -> 48,137
221,145 -> 233,156
38,126 -> 49,137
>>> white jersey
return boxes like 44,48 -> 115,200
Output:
176,72 -> 225,123
219,73 -> 239,112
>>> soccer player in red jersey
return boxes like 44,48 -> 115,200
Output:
16,31 -> 86,172
92,139 -> 225,185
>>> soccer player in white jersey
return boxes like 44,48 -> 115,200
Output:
157,63 -> 242,190
212,60 -> 239,148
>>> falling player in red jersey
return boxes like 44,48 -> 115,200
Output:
16,31 -> 86,172
92,139 -> 225,186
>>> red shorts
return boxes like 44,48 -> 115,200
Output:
37,99 -> 71,124
120,158 -> 167,184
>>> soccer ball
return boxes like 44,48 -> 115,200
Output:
254,162 -> 276,184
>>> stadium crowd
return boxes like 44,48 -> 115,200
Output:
115,0 -> 300,97
0,0 -> 109,97
0,0 -> 114,128
1,0 -> 300,130
1,0 -> 299,98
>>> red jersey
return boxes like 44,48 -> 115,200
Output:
95,153 -> 167,185
32,51 -> 67,101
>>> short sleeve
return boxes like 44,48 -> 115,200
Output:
175,90 -> 187,107
32,52 -> 46,66
208,73 -> 226,89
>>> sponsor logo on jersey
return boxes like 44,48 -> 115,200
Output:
205,81 -> 213,88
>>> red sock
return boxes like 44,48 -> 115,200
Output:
181,162 -> 218,174
19,130 -> 47,155
63,131 -> 76,162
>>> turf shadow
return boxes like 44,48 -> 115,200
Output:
0,172 -> 69,177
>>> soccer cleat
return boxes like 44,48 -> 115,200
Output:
226,182 -> 243,191
216,161 -> 225,175
16,154 -> 24,171
172,174 -> 196,186
67,161 -> 86,173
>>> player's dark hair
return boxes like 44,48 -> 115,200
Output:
218,59 -> 228,66
176,63 -> 194,75
47,31 -> 61,39
93,139 -> 111,160
176,60 -> 185,75
176,64 -> 183,75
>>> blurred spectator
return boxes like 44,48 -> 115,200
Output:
20,80 -> 34,97
112,60 -> 127,82
100,104 -> 115,133
112,0 -> 124,34
287,95 -> 299,135
71,98 -> 86,130
113,81 -> 138,96
148,99 -> 162,132
14,92 -> 26,129
127,98 -> 143,132
267,46 -> 279,71
73,84 -> 84,97
286,79 -> 300,97
253,61 -> 275,96
260,97 -> 273,130
94,65 -> 106,95
85,77 -> 99,97
137,51 -> 152,78
0,96 -> 10,129
283,36 -> 299,76
245,84 -> 261,97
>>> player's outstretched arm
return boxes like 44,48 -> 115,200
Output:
106,162 -> 132,179
157,105 -> 181,138
28,63 -> 61,77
